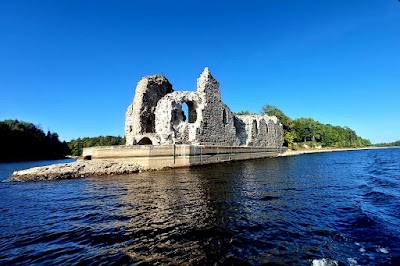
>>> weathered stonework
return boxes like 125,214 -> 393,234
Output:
125,68 -> 284,148
125,75 -> 173,145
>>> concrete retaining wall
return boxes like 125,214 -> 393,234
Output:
82,145 -> 287,168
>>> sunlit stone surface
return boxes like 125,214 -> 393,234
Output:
125,68 -> 284,147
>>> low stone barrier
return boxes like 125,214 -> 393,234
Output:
82,145 -> 287,168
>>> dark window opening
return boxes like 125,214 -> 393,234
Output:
83,155 -> 92,160
253,120 -> 258,135
138,137 -> 152,145
145,114 -> 155,133
172,109 -> 179,122
222,109 -> 227,124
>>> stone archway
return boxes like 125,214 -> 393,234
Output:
154,92 -> 203,145
137,137 -> 153,145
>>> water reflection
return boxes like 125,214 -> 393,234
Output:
1,150 -> 399,265
84,169 -> 224,264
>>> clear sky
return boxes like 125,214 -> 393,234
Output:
1,0 -> 399,144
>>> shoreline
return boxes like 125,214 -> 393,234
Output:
5,146 -> 393,182
278,146 -> 392,157
5,160 -> 153,182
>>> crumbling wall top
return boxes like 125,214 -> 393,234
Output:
125,68 -> 284,148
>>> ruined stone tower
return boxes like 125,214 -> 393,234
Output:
125,68 -> 284,148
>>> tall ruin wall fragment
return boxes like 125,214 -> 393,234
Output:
125,68 -> 284,148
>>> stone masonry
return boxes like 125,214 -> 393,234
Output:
125,68 -> 284,148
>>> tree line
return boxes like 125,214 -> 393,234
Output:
0,119 -> 70,162
260,105 -> 371,149
374,140 -> 400,147
67,136 -> 125,156
1,109 -> 373,161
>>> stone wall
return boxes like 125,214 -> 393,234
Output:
125,75 -> 173,145
234,115 -> 284,147
195,68 -> 239,146
82,144 -> 287,168
125,68 -> 284,148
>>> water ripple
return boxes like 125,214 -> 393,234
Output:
0,149 -> 399,265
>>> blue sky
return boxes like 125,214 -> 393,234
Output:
1,0 -> 399,143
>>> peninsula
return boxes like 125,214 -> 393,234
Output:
7,68 -> 286,182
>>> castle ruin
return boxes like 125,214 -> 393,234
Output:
125,68 -> 284,148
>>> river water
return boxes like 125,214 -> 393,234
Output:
0,149 -> 399,265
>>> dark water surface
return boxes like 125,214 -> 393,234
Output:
0,149 -> 399,265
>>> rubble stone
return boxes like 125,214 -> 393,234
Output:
6,160 -> 149,182
125,68 -> 284,147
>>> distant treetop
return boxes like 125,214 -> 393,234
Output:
260,104 -> 371,149
67,136 -> 126,156
0,119 -> 70,162
234,110 -> 257,115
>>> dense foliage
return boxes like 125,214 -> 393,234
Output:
261,105 -> 292,131
0,119 -> 70,162
68,136 -> 125,156
234,110 -> 257,115
261,105 -> 371,149
374,140 -> 400,147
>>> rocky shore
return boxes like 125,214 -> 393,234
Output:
6,160 -> 151,182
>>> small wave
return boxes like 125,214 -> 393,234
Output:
355,242 -> 366,253
367,175 -> 399,188
362,190 -> 398,206
311,258 -> 338,266
347,258 -> 359,266
376,246 -> 390,254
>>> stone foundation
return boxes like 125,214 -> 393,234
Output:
82,145 -> 287,168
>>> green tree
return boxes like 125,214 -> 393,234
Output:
375,140 -> 400,147
0,119 -> 70,161
291,118 -> 320,142
284,131 -> 295,148
67,136 -> 126,156
260,105 -> 371,149
261,105 -> 292,131
234,110 -> 257,115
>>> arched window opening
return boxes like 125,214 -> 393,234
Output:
137,137 -> 152,145
222,109 -> 227,124
183,101 -> 197,123
253,120 -> 258,135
